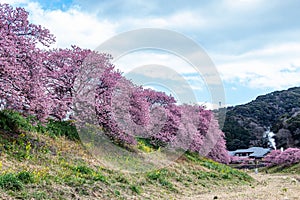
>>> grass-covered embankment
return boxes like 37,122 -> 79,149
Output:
263,163 -> 300,174
0,110 -> 253,199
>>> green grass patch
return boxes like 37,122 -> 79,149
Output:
0,110 -> 35,133
130,184 -> 142,194
136,138 -> 156,153
0,170 -> 36,192
264,162 -> 300,174
185,151 -> 253,182
43,119 -> 79,141
146,169 -> 177,192
0,109 -> 79,141
0,173 -> 24,191
17,171 -> 35,184
93,172 -> 108,183
72,165 -> 94,175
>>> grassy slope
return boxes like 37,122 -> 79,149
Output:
263,163 -> 300,174
0,130 -> 253,200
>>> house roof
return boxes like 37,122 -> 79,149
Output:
229,147 -> 271,158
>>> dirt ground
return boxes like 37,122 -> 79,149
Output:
183,172 -> 300,200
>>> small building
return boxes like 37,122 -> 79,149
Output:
229,147 -> 271,159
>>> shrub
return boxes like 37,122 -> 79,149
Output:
45,120 -> 79,141
0,173 -> 24,191
0,109 -> 79,142
0,110 -> 33,133
17,171 -> 35,184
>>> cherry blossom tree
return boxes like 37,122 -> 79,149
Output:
175,104 -> 230,164
94,67 -> 137,145
265,148 -> 300,167
44,47 -> 114,121
206,130 -> 230,164
173,105 -> 205,152
43,47 -> 90,120
264,150 -> 281,166
0,3 -> 55,121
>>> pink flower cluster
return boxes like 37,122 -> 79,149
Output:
230,156 -> 253,164
264,148 -> 300,167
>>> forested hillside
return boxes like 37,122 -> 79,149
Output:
223,87 -> 300,150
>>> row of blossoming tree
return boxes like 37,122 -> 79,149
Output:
264,148 -> 300,167
0,3 -> 230,164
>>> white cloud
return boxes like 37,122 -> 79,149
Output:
19,2 -> 117,49
114,51 -> 210,90
0,0 -> 28,5
114,51 -> 197,75
119,11 -> 207,30
224,0 -> 264,10
212,42 -> 300,89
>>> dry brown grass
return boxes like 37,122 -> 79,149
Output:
185,172 -> 300,200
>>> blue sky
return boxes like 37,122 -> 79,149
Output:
2,0 -> 300,107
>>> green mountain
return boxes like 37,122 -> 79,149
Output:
222,87 -> 300,151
